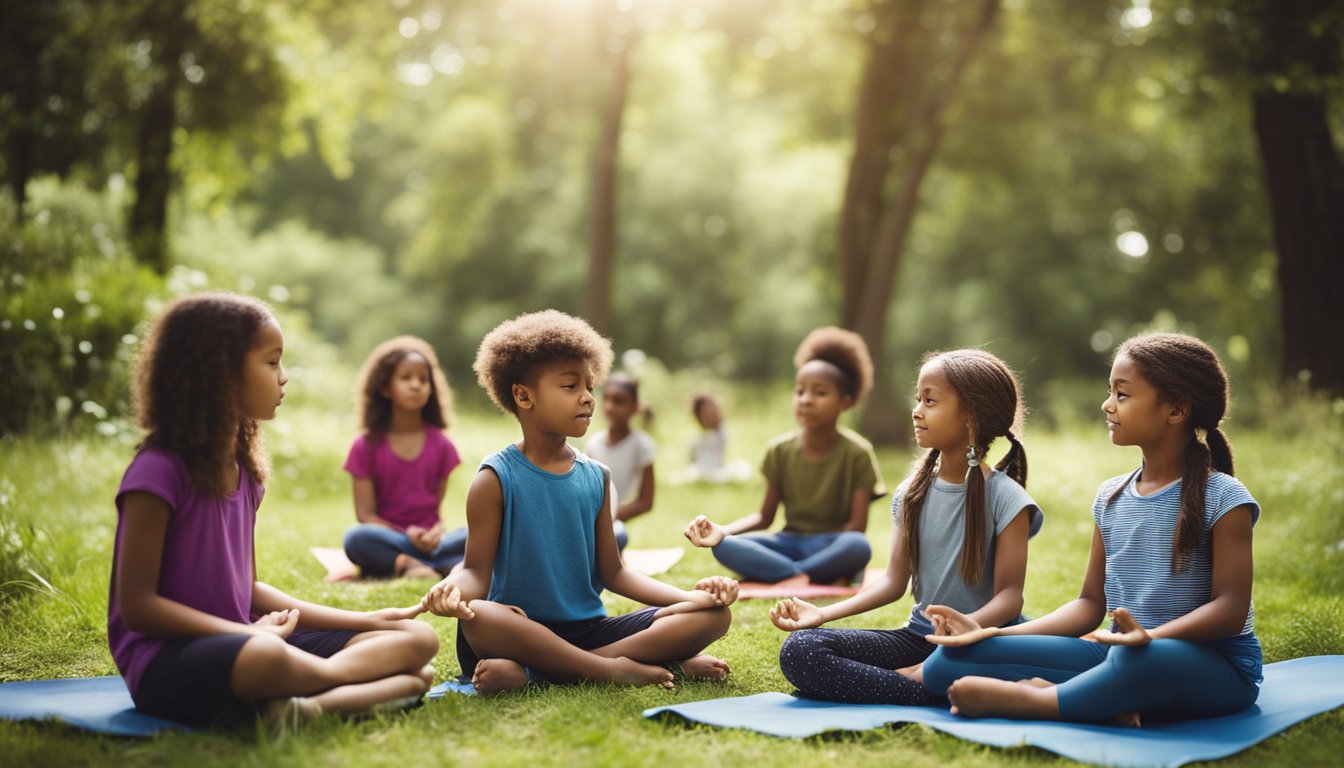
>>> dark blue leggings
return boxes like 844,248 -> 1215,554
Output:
922,636 -> 1259,722
778,627 -> 943,705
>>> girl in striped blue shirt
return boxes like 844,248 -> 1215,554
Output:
919,332 -> 1260,725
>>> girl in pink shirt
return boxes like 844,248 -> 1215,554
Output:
108,293 -> 438,729
342,336 -> 466,579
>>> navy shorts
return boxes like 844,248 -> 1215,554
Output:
133,628 -> 357,727
455,606 -> 660,679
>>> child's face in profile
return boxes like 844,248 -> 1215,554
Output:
240,319 -> 287,421
601,384 -> 638,428
523,358 -> 597,438
695,399 -> 722,430
911,359 -> 969,453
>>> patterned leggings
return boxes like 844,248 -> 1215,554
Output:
778,626 -> 943,705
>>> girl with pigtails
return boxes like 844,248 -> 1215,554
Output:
769,349 -> 1043,705
921,332 -> 1261,726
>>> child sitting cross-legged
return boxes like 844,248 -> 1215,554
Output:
420,310 -> 735,694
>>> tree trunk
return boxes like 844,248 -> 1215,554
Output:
128,70 -> 176,275
585,29 -> 632,336
838,0 -> 999,442
1252,90 -> 1344,394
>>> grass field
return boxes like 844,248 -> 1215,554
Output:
2,380 -> 1342,767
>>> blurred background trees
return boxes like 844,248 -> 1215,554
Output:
3,0 -> 1340,438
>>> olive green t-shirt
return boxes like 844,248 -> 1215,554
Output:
761,427 -> 887,533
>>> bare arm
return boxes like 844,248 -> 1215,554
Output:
1000,523 -> 1107,637
615,464 -> 655,522
421,469 -> 502,618
723,484 -> 781,535
251,581 -> 422,629
117,491 -> 270,637
839,487 -> 871,533
964,509 -> 1029,629
772,521 -> 911,630
597,479 -> 719,607
351,476 -> 396,528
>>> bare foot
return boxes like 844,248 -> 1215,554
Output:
946,676 -> 1059,720
775,573 -> 811,589
895,663 -> 923,684
680,655 -> 731,681
394,554 -> 440,580
471,659 -> 531,695
416,664 -> 435,687
609,656 -> 675,689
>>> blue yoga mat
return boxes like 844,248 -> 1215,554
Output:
0,676 -> 188,736
427,678 -> 477,698
644,656 -> 1344,768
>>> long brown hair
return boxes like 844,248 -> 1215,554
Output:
132,292 -> 274,497
356,336 -> 454,438
1105,332 -> 1235,572
901,349 -> 1028,586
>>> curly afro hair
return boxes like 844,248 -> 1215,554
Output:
473,309 -> 614,415
132,291 -> 275,497
356,335 -> 454,437
792,326 -> 874,402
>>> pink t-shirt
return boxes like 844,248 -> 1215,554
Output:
342,428 -> 461,531
107,448 -> 260,695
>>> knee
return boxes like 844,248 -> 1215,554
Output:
1107,641 -> 1188,681
238,633 -> 290,675
920,646 -> 959,696
399,619 -> 440,662
702,605 -> 732,638
458,601 -> 516,642
778,630 -> 825,681
836,531 -> 872,559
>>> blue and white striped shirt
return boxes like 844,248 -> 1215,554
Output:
1094,470 -> 1259,636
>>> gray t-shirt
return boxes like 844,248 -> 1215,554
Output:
891,470 -> 1043,634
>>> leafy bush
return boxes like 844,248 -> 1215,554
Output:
0,181 -> 162,436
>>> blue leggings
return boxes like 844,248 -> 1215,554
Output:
922,636 -> 1259,722
712,530 -> 871,583
343,523 -> 468,577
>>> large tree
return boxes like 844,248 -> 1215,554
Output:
836,0 -> 999,440
1228,1 -> 1344,393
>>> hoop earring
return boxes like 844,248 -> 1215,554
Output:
966,444 -> 979,468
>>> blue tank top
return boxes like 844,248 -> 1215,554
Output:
481,443 -> 608,624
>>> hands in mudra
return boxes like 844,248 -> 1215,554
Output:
654,576 -> 740,618
922,605 -> 1001,646
769,597 -> 824,631
1091,607 -> 1151,646
683,515 -> 727,548
421,580 -> 475,620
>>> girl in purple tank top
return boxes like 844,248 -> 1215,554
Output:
108,292 -> 439,729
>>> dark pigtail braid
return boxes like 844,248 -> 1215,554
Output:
900,449 -> 941,595
961,447 -> 989,584
994,430 -> 1028,489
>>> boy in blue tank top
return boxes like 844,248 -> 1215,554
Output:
420,310 -> 736,693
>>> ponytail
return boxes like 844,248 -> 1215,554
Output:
1206,426 -> 1235,476
1173,437 -> 1212,572
961,445 -> 988,585
900,449 -> 940,594
994,430 -> 1029,489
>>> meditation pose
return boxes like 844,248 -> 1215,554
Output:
420,309 -> 735,694
922,333 -> 1262,726
583,373 -> 656,550
107,293 -> 437,728
342,336 -> 467,579
684,327 -> 885,585
772,349 -> 1041,705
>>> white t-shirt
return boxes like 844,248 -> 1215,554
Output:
584,429 -> 656,508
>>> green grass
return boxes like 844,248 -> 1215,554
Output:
2,386 -> 1343,767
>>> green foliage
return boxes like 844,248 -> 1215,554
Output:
0,181 -> 162,435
